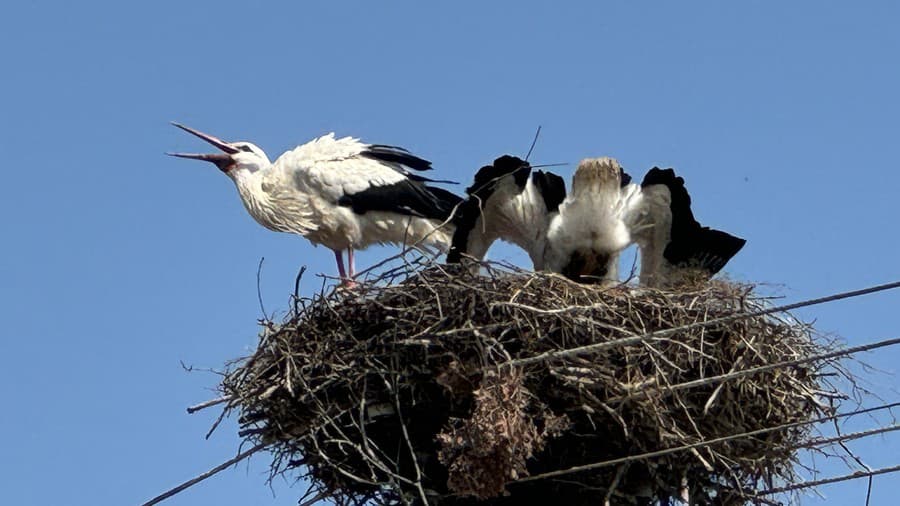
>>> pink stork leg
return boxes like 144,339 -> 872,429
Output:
333,249 -> 356,287
347,247 -> 356,278
333,249 -> 347,280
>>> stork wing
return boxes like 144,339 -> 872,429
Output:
362,144 -> 433,171
338,179 -> 462,221
664,227 -> 746,275
448,156 -> 564,265
360,144 -> 462,184
619,166 -> 633,187
532,170 -> 566,212
283,143 -> 461,220
641,167 -> 699,237
641,167 -> 746,275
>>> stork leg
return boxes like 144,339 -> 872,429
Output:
333,249 -> 348,280
348,247 -> 356,278
333,248 -> 357,287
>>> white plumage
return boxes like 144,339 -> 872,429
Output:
169,123 -> 460,283
544,157 -> 641,283
447,155 -> 566,270
450,156 -> 640,285
623,182 -> 674,287
450,154 -> 745,288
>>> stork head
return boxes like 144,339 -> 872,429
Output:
168,122 -> 271,175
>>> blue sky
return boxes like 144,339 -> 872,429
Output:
1,1 -> 899,504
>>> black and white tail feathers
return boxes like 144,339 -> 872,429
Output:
641,167 -> 745,275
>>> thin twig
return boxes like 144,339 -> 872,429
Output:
525,125 -> 542,161
298,489 -> 330,506
293,265 -> 307,315
186,396 -> 231,414
256,257 -> 267,320
832,411 -> 874,506
140,443 -> 267,506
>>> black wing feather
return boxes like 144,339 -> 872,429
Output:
532,170 -> 567,213
619,166 -> 633,187
642,167 -> 746,275
464,155 -> 531,194
361,144 -> 433,172
338,180 -> 462,221
404,173 -> 459,185
663,228 -> 746,275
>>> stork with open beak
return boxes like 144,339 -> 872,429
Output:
168,123 -> 461,285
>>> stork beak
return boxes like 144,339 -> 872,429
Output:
170,122 -> 240,154
168,122 -> 240,172
167,152 -> 236,172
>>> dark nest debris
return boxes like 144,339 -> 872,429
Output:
218,263 -> 844,506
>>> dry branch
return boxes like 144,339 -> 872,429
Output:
209,262 -> 860,505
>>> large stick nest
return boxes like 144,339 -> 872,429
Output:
220,262 -> 839,505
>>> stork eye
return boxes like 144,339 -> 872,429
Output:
238,145 -> 254,153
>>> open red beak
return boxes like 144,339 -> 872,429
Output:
167,122 -> 239,172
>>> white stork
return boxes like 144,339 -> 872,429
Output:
626,167 -> 746,287
544,157 -> 642,284
447,155 -> 566,269
168,123 -> 461,284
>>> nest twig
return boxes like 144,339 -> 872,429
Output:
214,261 -> 847,505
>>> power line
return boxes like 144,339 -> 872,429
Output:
605,335 -> 900,403
500,280 -> 900,369
512,401 -> 900,485
796,424 -> 900,450
758,464 -> 900,495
